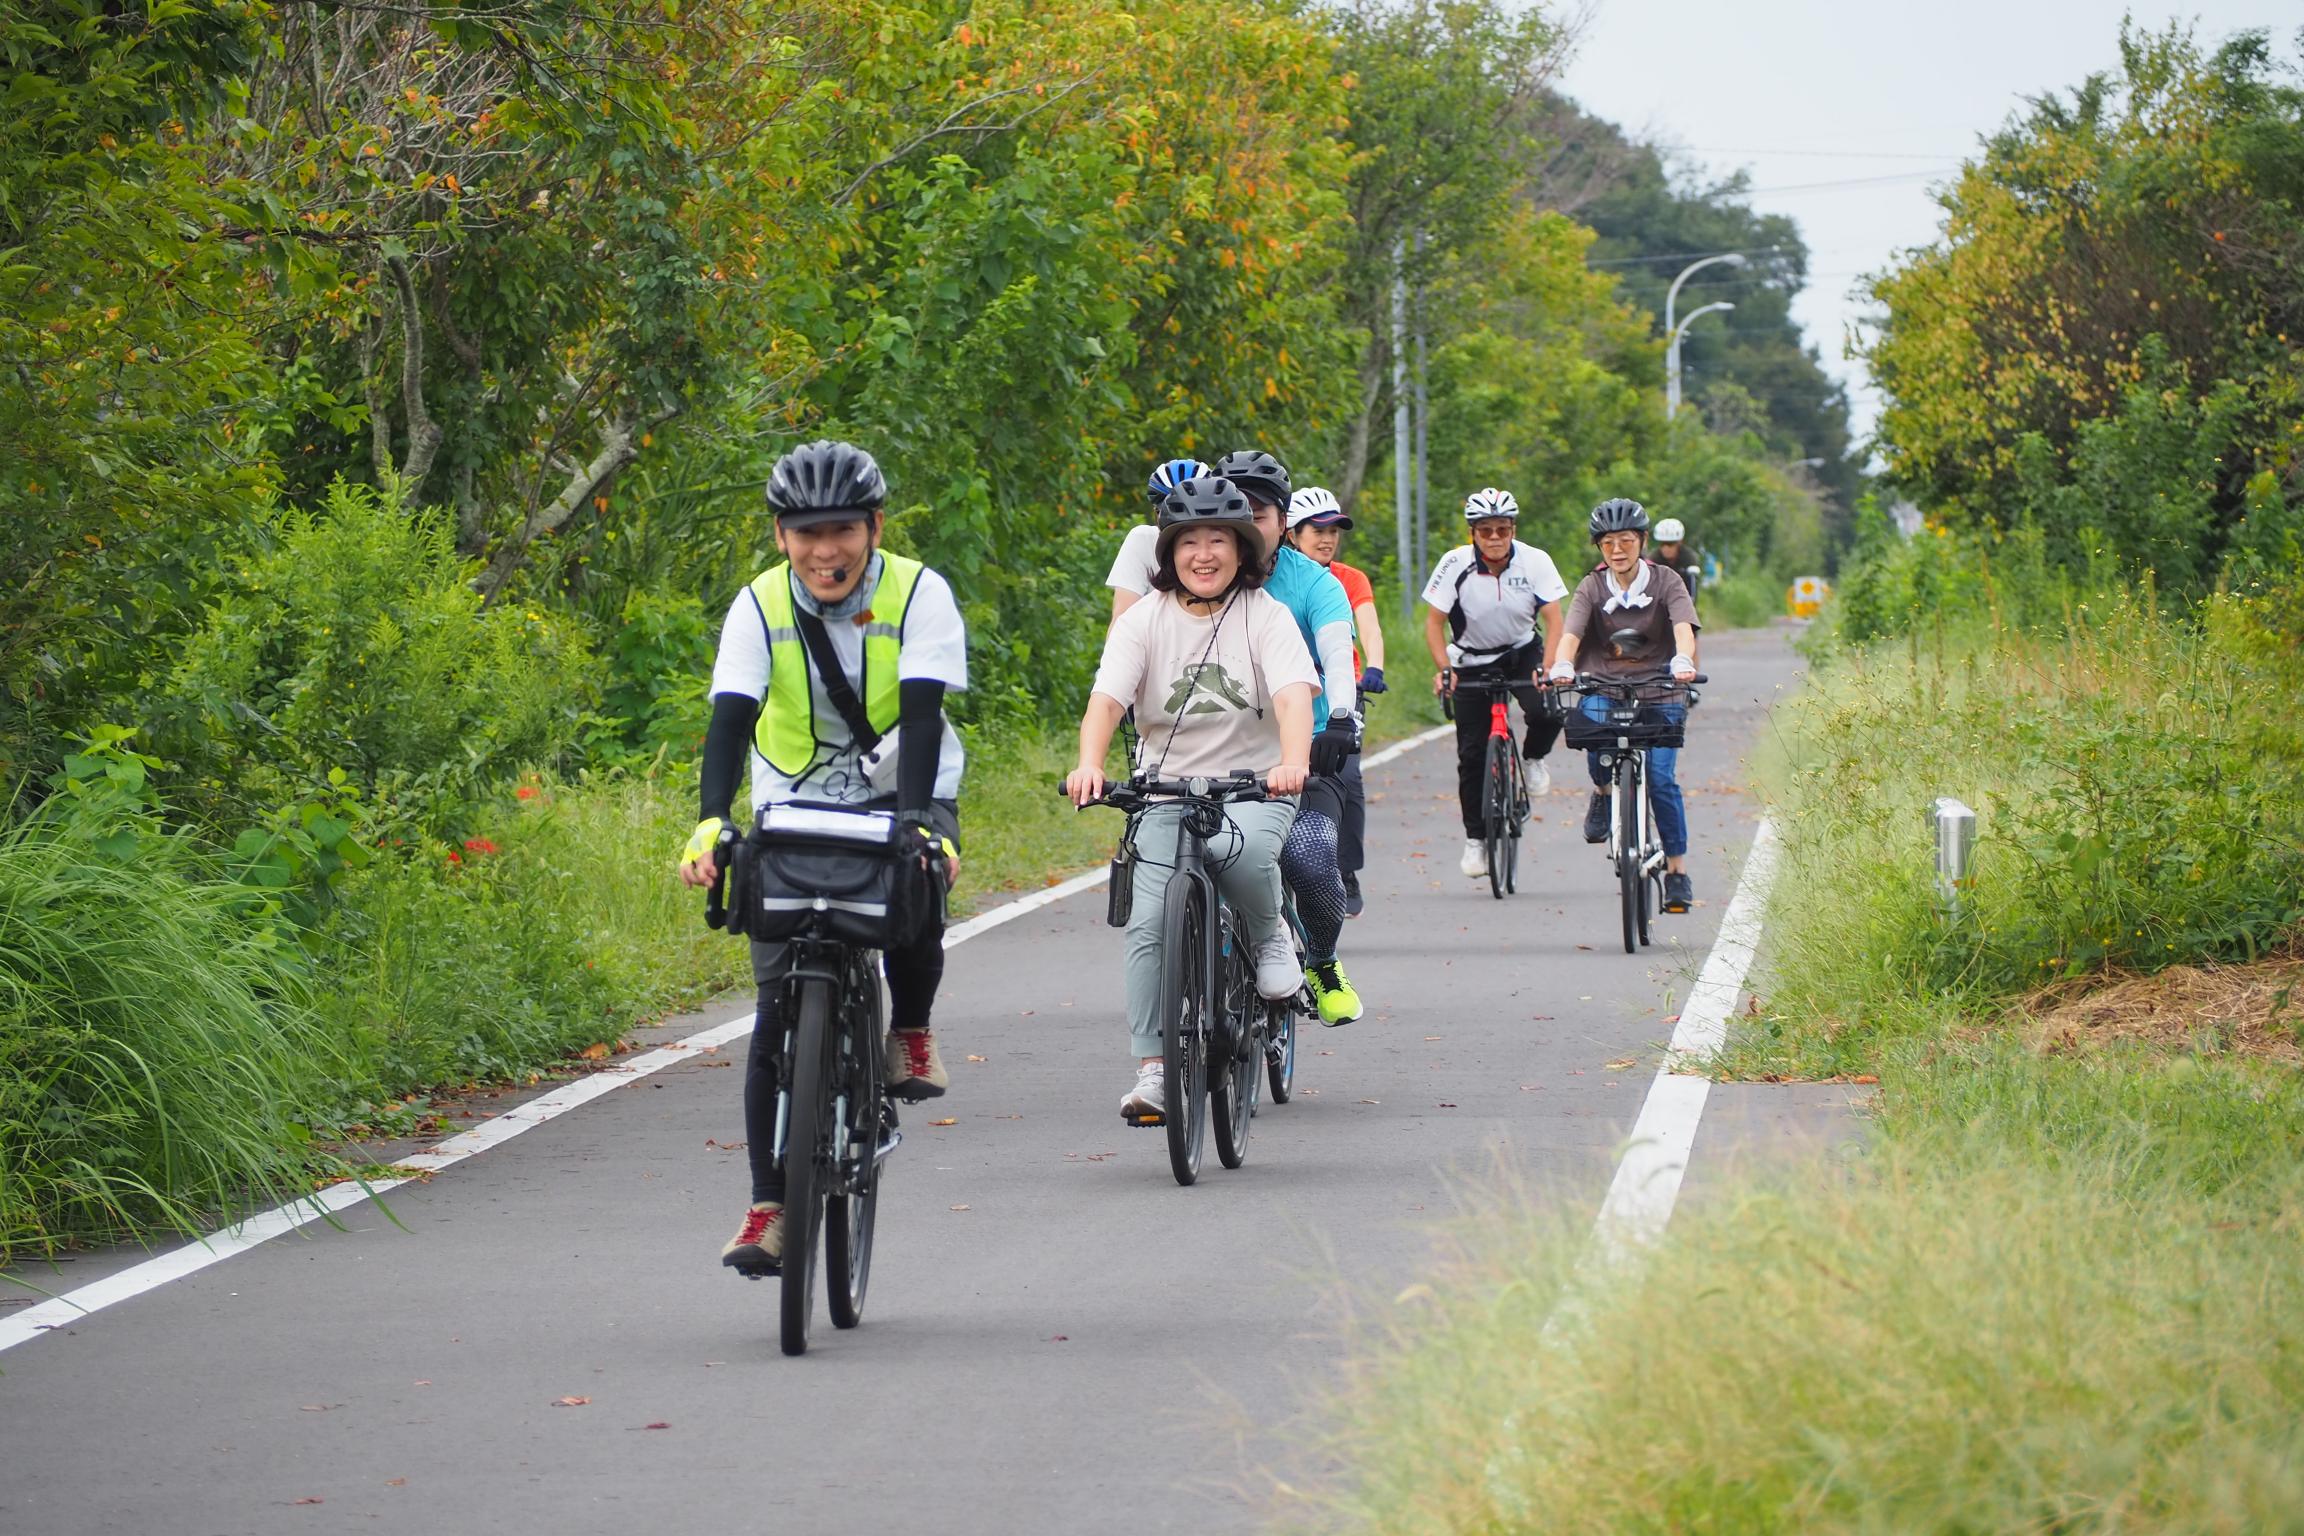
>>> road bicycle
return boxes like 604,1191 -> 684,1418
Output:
1442,662 -> 1533,900
1082,771 -> 1293,1185
708,804 -> 921,1356
1555,669 -> 1704,954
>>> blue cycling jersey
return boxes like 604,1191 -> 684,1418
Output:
1264,546 -> 1354,731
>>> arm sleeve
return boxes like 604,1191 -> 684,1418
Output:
700,693 -> 759,824
1089,601 -> 1152,709
1314,620 -> 1358,721
896,678 -> 945,814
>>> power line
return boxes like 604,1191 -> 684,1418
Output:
1738,169 -> 1958,195
1676,145 -> 1966,161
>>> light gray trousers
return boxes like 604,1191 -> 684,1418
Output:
1122,797 -> 1296,1058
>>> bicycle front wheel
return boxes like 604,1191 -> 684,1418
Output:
1503,752 -> 1526,895
780,976 -> 832,1356
825,958 -> 884,1331
1158,877 -> 1210,1186
1616,764 -> 1640,955
1483,736 -> 1512,901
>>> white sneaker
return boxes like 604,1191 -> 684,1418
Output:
1254,926 -> 1300,1000
1121,1061 -> 1166,1121
1459,838 -> 1487,878
1527,759 -> 1552,797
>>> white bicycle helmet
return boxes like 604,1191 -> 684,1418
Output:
1463,487 -> 1519,523
1287,485 -> 1351,530
1653,517 -> 1686,543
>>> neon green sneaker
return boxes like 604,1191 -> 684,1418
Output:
1305,960 -> 1363,1026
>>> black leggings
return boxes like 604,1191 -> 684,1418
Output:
1452,645 -> 1559,837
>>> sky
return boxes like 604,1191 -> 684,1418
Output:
1556,0 -> 2301,457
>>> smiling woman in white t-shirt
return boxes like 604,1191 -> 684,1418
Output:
1067,477 -> 1316,1123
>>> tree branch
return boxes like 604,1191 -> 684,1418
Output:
384,255 -> 443,485
474,397 -> 681,603
833,74 -> 1100,206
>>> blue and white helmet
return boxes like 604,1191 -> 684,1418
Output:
1463,487 -> 1519,524
1147,457 -> 1212,506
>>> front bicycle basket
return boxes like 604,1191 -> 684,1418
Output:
730,804 -> 900,947
1561,686 -> 1687,750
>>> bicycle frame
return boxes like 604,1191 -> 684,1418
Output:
769,938 -> 896,1195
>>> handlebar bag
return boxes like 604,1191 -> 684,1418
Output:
734,804 -> 902,948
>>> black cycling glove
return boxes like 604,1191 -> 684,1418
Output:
1309,714 -> 1360,777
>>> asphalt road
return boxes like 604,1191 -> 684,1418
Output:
0,625 -> 1803,1536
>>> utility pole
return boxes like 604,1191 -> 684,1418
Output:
1412,277 -> 1430,595
1663,252 -> 1748,419
1392,238 -> 1414,624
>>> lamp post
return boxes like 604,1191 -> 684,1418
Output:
1666,301 -> 1734,419
1663,252 -> 1747,419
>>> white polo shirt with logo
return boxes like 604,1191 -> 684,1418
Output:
1420,540 -> 1570,665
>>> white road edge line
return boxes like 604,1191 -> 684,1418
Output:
1587,814 -> 1779,1267
1,725 -> 1453,1353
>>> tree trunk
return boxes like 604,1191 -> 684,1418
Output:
1333,328 -> 1391,517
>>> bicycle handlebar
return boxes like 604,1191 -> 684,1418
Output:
1569,668 -> 1708,696
1060,768 -> 1273,811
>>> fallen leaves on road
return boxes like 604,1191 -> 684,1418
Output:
551,1396 -> 591,1408
1358,1098 -> 1380,1105
966,1054 -> 987,1062
298,1404 -> 338,1412
290,1497 -> 325,1505
643,1422 -> 671,1431
1576,944 -> 1594,951
577,1042 -> 612,1061
1438,1102 -> 1457,1109
949,1203 -> 971,1211
412,1380 -> 431,1387
385,1479 -> 406,1487
930,1117 -> 957,1127
704,1138 -> 747,1150
1604,1057 -> 1638,1071
1049,1334 -> 1069,1342
1423,1035 -> 1442,1041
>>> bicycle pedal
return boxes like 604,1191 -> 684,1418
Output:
889,1081 -> 945,1105
727,1259 -> 778,1280
1123,1109 -> 1166,1128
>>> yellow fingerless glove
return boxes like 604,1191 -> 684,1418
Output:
682,817 -> 727,866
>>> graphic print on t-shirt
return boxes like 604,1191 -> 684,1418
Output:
1166,660 -> 1254,716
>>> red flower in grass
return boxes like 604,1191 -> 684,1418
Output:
463,838 -> 499,856
516,787 -> 539,802
445,851 -> 462,865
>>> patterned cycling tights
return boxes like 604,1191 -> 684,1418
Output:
1279,809 -> 1347,964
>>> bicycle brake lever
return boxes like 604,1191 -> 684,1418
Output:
704,827 -> 738,930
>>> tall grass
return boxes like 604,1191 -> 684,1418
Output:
0,815 -> 351,1258
1304,1150 -> 2304,1535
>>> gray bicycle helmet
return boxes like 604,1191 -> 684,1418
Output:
765,439 -> 887,528
1212,449 -> 1291,510
1156,476 -> 1266,568
1588,497 -> 1650,542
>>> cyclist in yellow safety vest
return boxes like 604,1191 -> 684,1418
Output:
676,439 -> 968,1274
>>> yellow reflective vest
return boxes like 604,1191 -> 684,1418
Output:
748,553 -> 925,778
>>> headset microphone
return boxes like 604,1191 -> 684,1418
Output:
831,567 -> 850,583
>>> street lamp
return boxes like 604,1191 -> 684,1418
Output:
1667,301 -> 1734,419
1663,251 -> 1747,420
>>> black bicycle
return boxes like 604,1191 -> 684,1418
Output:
708,805 -> 921,1356
1082,771 -> 1286,1184
1442,663 -> 1533,899
1556,669 -> 1704,954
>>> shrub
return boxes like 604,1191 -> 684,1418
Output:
164,479 -> 602,835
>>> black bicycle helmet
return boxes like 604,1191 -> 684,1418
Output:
1588,497 -> 1650,542
1156,476 -> 1266,569
1212,449 -> 1291,510
765,439 -> 887,527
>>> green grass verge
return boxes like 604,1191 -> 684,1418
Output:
1299,583 -> 2304,1531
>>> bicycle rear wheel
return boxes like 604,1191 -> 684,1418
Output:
1616,764 -> 1640,955
1265,998 -> 1296,1104
1157,878 -> 1210,1186
825,957 -> 883,1331
1212,911 -> 1257,1170
780,977 -> 832,1356
1483,737 -> 1512,901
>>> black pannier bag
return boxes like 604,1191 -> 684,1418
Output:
729,804 -> 914,949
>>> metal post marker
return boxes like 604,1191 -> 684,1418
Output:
1932,796 -> 1976,913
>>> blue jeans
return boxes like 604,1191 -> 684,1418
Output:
1581,696 -> 1689,858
